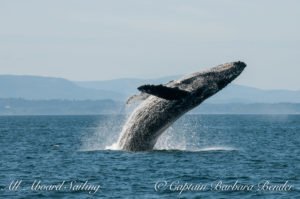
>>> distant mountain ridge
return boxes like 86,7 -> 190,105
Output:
0,75 -> 123,100
75,75 -> 181,98
0,74 -> 300,103
208,84 -> 300,103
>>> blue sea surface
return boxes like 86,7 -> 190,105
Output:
0,115 -> 299,198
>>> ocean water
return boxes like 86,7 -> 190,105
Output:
0,114 -> 299,198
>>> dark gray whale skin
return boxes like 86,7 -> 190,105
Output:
117,61 -> 246,151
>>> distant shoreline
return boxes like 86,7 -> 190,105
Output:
0,98 -> 299,115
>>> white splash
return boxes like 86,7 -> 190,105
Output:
154,116 -> 238,152
154,116 -> 200,151
105,142 -> 120,150
80,104 -> 137,151
79,116 -> 123,151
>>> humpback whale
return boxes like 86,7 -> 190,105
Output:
117,61 -> 246,151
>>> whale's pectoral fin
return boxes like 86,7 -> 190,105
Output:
138,84 -> 190,100
126,93 -> 150,104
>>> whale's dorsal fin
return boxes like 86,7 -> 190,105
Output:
137,84 -> 190,100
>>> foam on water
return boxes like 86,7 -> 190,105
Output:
196,146 -> 237,151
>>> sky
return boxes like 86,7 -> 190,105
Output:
0,0 -> 299,90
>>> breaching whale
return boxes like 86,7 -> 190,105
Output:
117,61 -> 246,151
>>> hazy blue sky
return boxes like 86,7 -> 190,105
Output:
1,0 -> 299,90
